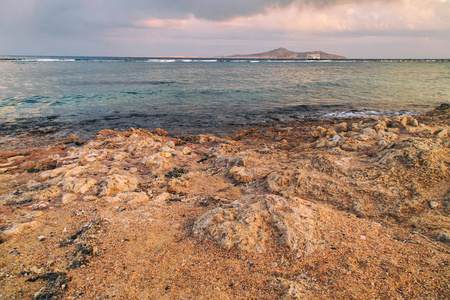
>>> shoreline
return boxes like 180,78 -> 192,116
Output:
0,106 -> 428,149
0,104 -> 449,298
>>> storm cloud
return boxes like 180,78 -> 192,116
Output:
0,0 -> 448,58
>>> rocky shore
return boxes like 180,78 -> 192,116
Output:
0,104 -> 449,299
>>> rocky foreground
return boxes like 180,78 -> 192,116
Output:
0,105 -> 449,299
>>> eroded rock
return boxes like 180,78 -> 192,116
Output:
194,195 -> 324,256
100,174 -> 139,197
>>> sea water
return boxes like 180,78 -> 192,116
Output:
0,57 -> 449,137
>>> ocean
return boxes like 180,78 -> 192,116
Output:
0,56 -> 449,138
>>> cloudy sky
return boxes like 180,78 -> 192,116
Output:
0,0 -> 449,58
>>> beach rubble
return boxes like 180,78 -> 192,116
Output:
0,104 -> 449,299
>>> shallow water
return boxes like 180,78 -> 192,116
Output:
0,57 -> 449,137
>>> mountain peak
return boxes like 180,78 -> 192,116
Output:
229,48 -> 346,59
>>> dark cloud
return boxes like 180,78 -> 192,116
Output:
0,0 -> 446,58
1,0 -> 395,31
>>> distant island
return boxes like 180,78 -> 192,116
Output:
228,47 -> 347,60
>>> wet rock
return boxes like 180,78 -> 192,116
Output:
151,128 -> 168,136
100,174 -> 139,197
63,133 -> 83,145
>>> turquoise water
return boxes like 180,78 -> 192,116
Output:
0,57 -> 449,137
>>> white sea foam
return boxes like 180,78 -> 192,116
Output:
147,59 -> 176,63
23,58 -> 76,62
195,59 -> 217,62
322,110 -> 416,119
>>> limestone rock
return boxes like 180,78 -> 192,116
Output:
335,122 -> 348,133
362,128 -> 376,136
311,126 -> 327,138
3,221 -> 40,236
436,128 -> 448,139
267,171 -> 293,194
314,138 -> 327,148
40,164 -> 77,180
325,128 -> 338,137
100,174 -> 139,197
410,118 -> 419,127
340,138 -> 359,151
228,166 -> 255,183
83,196 -> 99,202
153,192 -> 171,205
374,122 -> 387,132
394,116 -> 408,128
72,178 -> 98,194
117,192 -> 149,204
36,188 -> 62,201
61,193 -> 78,204
193,195 -> 322,256
437,232 -> 450,244
429,201 -> 439,209
272,277 -> 308,299
64,165 -> 88,178
181,147 -> 191,155
350,122 -> 359,131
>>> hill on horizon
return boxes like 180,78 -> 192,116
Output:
228,47 -> 346,60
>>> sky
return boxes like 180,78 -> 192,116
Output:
0,0 -> 449,58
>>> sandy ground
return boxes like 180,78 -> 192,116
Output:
0,104 -> 449,299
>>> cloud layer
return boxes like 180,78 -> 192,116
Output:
0,0 -> 448,58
